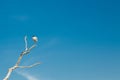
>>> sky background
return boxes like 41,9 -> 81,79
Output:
0,0 -> 120,80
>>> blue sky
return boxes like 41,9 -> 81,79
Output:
0,0 -> 120,80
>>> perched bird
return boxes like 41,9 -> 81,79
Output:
32,36 -> 38,42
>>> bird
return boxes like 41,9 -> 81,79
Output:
32,35 -> 38,42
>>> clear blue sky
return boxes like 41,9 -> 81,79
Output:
0,0 -> 120,80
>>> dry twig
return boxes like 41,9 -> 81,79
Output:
3,36 -> 40,80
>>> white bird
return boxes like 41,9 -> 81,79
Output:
32,36 -> 38,42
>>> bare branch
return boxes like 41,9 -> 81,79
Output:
18,62 -> 41,68
24,36 -> 28,50
3,36 -> 40,80
29,44 -> 36,51
15,52 -> 24,66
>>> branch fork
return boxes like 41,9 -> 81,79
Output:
3,36 -> 40,80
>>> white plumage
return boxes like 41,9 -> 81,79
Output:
32,36 -> 38,42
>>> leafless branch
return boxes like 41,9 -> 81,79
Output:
18,62 -> 41,68
24,36 -> 28,50
3,36 -> 40,80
